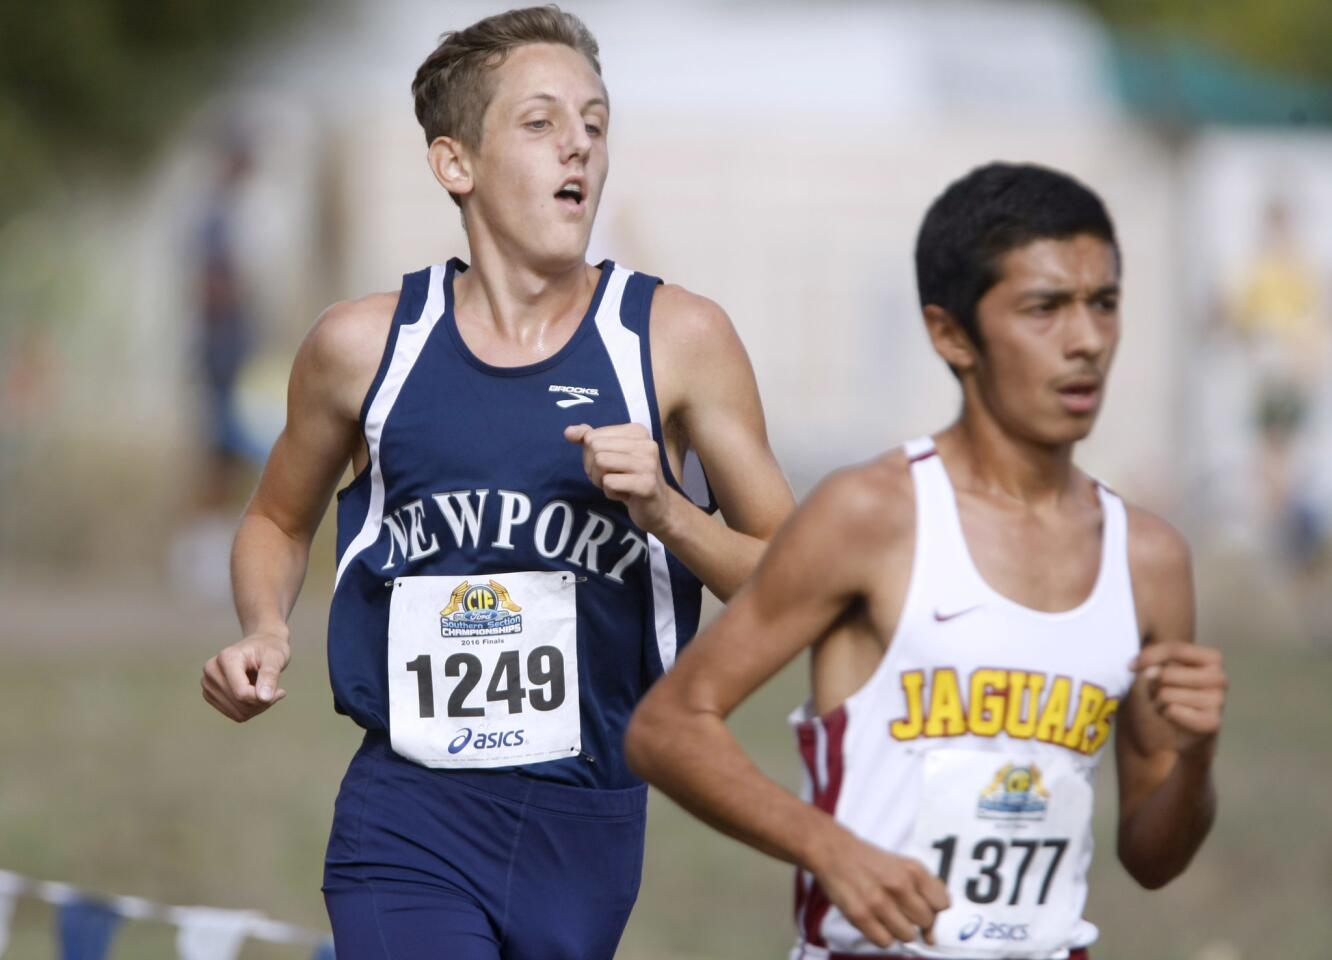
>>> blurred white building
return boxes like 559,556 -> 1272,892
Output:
23,1 -> 1332,528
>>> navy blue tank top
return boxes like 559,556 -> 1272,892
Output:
329,259 -> 711,789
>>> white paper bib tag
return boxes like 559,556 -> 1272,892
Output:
903,749 -> 1092,957
387,571 -> 580,769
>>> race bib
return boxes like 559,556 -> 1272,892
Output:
903,749 -> 1093,957
387,571 -> 580,768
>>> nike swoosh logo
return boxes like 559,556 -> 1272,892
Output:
555,394 -> 595,408
933,605 -> 982,622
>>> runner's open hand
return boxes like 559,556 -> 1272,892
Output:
1130,642 -> 1226,756
809,827 -> 950,949
565,423 -> 678,534
202,631 -> 290,722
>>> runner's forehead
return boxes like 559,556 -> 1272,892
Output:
994,236 -> 1120,294
489,44 -> 609,115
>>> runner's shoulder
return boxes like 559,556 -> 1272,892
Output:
309,291 -> 399,359
646,284 -> 753,420
802,449 -> 915,552
647,284 -> 741,360
1123,500 -> 1192,586
300,291 -> 399,380
291,292 -> 399,415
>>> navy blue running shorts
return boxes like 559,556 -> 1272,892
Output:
323,731 -> 647,959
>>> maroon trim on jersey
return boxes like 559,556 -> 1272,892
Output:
907,448 -> 938,464
794,704 -> 849,948
793,869 -> 809,937
824,952 -> 1089,960
794,718 -> 819,937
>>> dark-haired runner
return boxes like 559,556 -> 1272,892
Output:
629,162 -> 1226,959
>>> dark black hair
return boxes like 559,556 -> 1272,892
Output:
914,162 -> 1118,350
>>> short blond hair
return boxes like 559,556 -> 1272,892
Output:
412,5 -> 602,150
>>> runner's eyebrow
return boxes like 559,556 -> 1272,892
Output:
1016,283 -> 1120,303
1016,289 -> 1075,303
518,93 -> 608,111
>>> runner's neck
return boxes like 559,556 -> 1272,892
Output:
455,239 -> 598,342
940,413 -> 1083,508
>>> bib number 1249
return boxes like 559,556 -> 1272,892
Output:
387,570 -> 580,769
404,647 -> 566,718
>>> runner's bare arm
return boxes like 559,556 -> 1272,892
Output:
565,286 -> 792,599
627,464 -> 950,948
201,294 -> 394,722
1114,508 -> 1225,887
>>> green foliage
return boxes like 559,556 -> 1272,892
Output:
1084,0 -> 1332,85
0,0 -> 313,218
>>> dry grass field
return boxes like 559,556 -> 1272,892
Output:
0,562 -> 1328,959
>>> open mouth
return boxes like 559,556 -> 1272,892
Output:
554,180 -> 585,209
1056,381 -> 1100,413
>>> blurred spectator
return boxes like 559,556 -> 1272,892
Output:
171,131 -> 268,600
1229,193 -> 1328,570
0,326 -> 56,559
197,132 -> 265,493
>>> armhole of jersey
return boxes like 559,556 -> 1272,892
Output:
336,269 -> 431,500
359,269 -> 432,429
634,276 -> 718,514
1097,481 -> 1143,649
605,270 -> 708,675
809,447 -> 928,722
893,445 -> 931,642
333,264 -> 448,590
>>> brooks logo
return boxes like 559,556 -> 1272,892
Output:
549,384 -> 599,408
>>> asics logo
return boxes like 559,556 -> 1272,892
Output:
549,384 -> 598,408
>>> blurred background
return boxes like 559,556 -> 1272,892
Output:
2,0 -> 1330,956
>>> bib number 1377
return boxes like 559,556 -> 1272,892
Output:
931,834 -> 1068,907
404,647 -> 566,718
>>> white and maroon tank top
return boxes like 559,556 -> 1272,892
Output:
791,436 -> 1138,959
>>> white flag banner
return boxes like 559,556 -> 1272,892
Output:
0,890 -> 15,958
0,869 -> 329,956
0,871 -> 24,958
170,907 -> 261,960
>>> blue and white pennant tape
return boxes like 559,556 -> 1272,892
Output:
0,869 -> 333,960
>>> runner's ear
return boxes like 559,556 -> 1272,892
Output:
923,304 -> 977,373
428,136 -> 473,200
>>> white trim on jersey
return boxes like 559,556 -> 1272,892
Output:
334,265 -> 447,590
903,435 -> 935,460
813,717 -> 829,792
592,266 -> 681,672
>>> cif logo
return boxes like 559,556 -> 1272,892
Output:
977,761 -> 1050,820
465,583 -> 498,612
440,579 -> 524,637
447,727 -> 525,754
